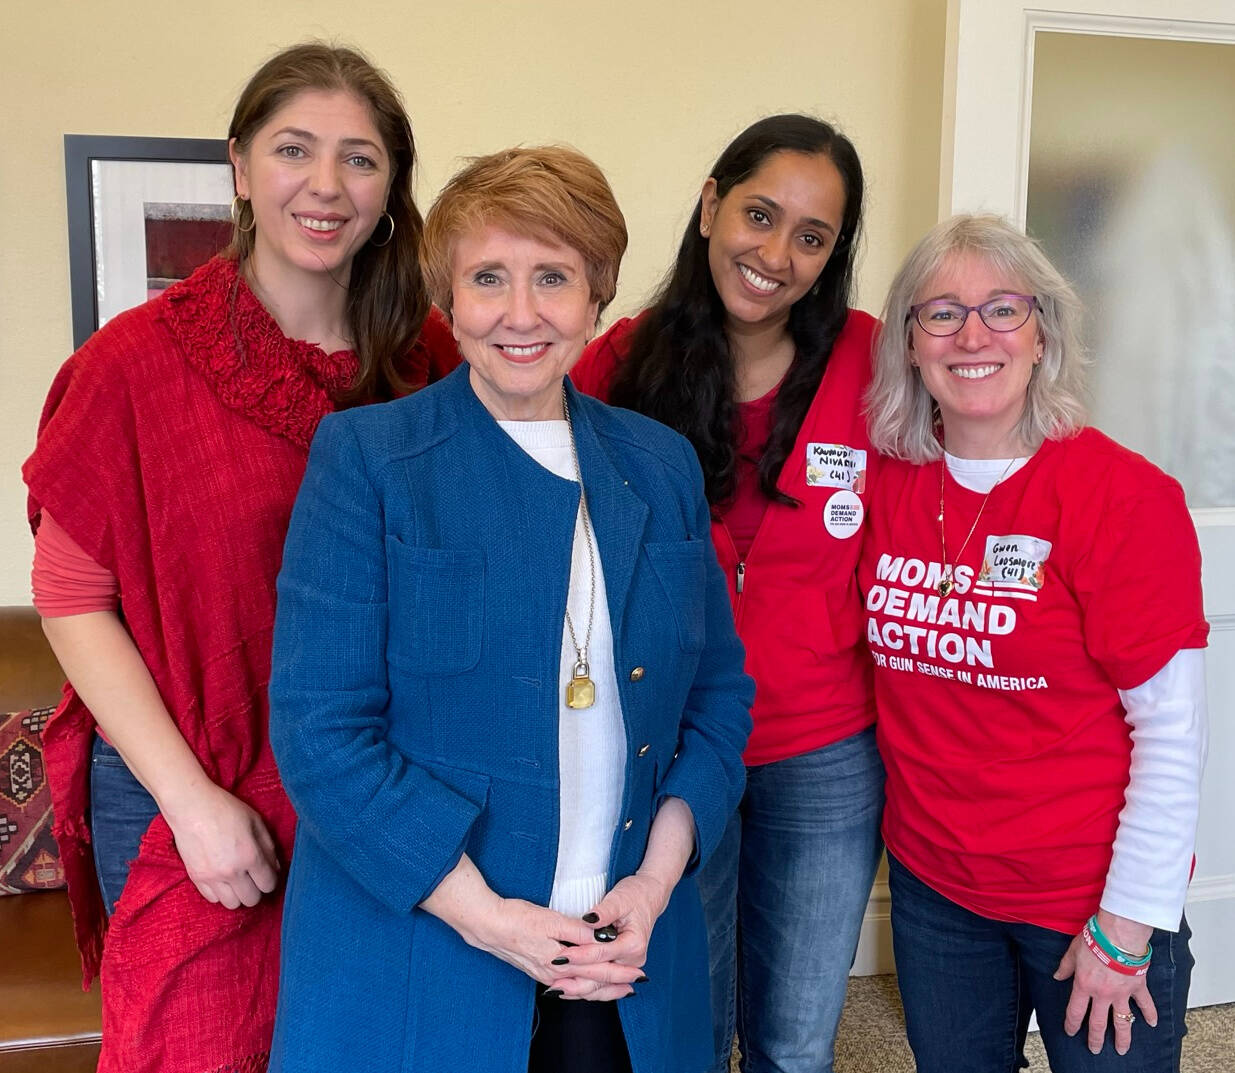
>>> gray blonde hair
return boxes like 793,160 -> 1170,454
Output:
866,214 -> 1087,462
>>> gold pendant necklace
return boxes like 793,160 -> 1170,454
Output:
562,385 -> 597,710
938,453 -> 1017,598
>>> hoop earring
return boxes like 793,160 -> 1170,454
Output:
370,211 -> 395,248
231,195 -> 255,233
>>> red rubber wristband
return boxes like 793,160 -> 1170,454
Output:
1082,923 -> 1150,977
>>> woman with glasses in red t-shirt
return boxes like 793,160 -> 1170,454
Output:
861,213 -> 1207,1073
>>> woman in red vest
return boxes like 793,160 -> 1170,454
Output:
572,114 -> 882,1073
23,43 -> 456,1073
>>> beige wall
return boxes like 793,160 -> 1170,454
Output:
0,0 -> 947,604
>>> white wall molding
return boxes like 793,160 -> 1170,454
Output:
1024,10 -> 1235,44
1187,874 -> 1235,904
1192,508 -> 1235,528
853,877 -> 894,976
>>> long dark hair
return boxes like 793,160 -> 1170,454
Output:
608,114 -> 864,506
227,42 -> 430,402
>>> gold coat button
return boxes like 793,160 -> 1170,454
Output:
623,819 -> 634,831
637,744 -> 650,757
629,666 -> 645,681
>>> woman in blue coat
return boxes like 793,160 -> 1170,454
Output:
268,145 -> 754,1073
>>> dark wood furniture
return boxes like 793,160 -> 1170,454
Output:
0,606 -> 102,1072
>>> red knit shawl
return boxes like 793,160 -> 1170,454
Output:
22,256 -> 456,1073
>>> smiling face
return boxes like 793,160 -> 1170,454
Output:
449,225 -> 599,421
910,251 -> 1044,455
699,149 -> 847,333
230,89 -> 391,289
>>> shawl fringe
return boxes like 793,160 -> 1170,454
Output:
203,1053 -> 269,1073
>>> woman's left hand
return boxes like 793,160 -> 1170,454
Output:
1054,910 -> 1157,1055
548,872 -> 671,1000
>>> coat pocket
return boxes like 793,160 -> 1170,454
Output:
644,540 -> 707,652
386,539 -> 484,675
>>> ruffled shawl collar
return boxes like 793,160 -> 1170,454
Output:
161,255 -> 358,449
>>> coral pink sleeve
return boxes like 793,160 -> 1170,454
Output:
32,509 -> 120,616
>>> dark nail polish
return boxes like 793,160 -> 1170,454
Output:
594,924 -> 618,942
551,956 -> 570,966
635,975 -> 649,984
582,912 -> 600,923
544,988 -> 564,998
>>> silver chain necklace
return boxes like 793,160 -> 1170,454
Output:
937,452 -> 1017,598
561,384 -> 597,709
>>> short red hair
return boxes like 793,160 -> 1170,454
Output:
422,146 -> 627,315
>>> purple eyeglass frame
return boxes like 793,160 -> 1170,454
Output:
907,294 -> 1040,336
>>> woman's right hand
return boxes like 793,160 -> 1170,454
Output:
40,611 -> 281,909
162,784 -> 280,909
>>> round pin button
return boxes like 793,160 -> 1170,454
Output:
823,490 -> 864,539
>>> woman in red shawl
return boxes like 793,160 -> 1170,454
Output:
22,43 -> 457,1073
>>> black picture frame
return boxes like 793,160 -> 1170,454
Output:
64,135 -> 232,349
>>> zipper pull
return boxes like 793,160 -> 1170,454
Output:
736,560 -> 746,594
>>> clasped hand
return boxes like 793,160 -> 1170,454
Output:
470,873 -> 670,1002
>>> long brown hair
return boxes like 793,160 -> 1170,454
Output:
608,115 -> 864,507
227,42 -> 430,401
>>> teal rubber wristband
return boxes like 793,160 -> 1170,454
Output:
1087,914 -> 1152,967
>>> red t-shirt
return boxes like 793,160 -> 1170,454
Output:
859,428 -> 1207,933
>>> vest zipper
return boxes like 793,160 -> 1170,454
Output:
736,560 -> 746,594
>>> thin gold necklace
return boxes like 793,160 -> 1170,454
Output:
937,454 -> 1017,598
561,384 -> 597,709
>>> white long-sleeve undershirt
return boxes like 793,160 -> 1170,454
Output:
946,451 -> 1208,931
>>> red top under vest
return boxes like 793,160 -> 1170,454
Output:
573,310 -> 879,765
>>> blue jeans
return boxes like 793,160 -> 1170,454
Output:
90,734 -> 160,915
697,726 -> 885,1073
888,852 -> 1193,1073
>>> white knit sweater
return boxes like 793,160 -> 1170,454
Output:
501,419 -> 626,917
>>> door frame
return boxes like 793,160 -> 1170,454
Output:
940,0 -> 1235,224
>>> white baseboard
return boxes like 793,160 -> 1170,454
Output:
851,879 -> 893,976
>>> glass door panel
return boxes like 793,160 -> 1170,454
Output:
1025,31 -> 1235,508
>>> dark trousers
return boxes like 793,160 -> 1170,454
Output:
528,987 -> 633,1073
888,852 -> 1193,1073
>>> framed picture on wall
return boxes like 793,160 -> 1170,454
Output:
64,135 -> 235,349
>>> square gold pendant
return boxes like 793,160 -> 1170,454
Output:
566,675 -> 595,710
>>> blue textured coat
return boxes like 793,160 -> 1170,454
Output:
268,368 -> 753,1073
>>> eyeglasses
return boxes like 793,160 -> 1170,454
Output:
908,294 -> 1040,337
